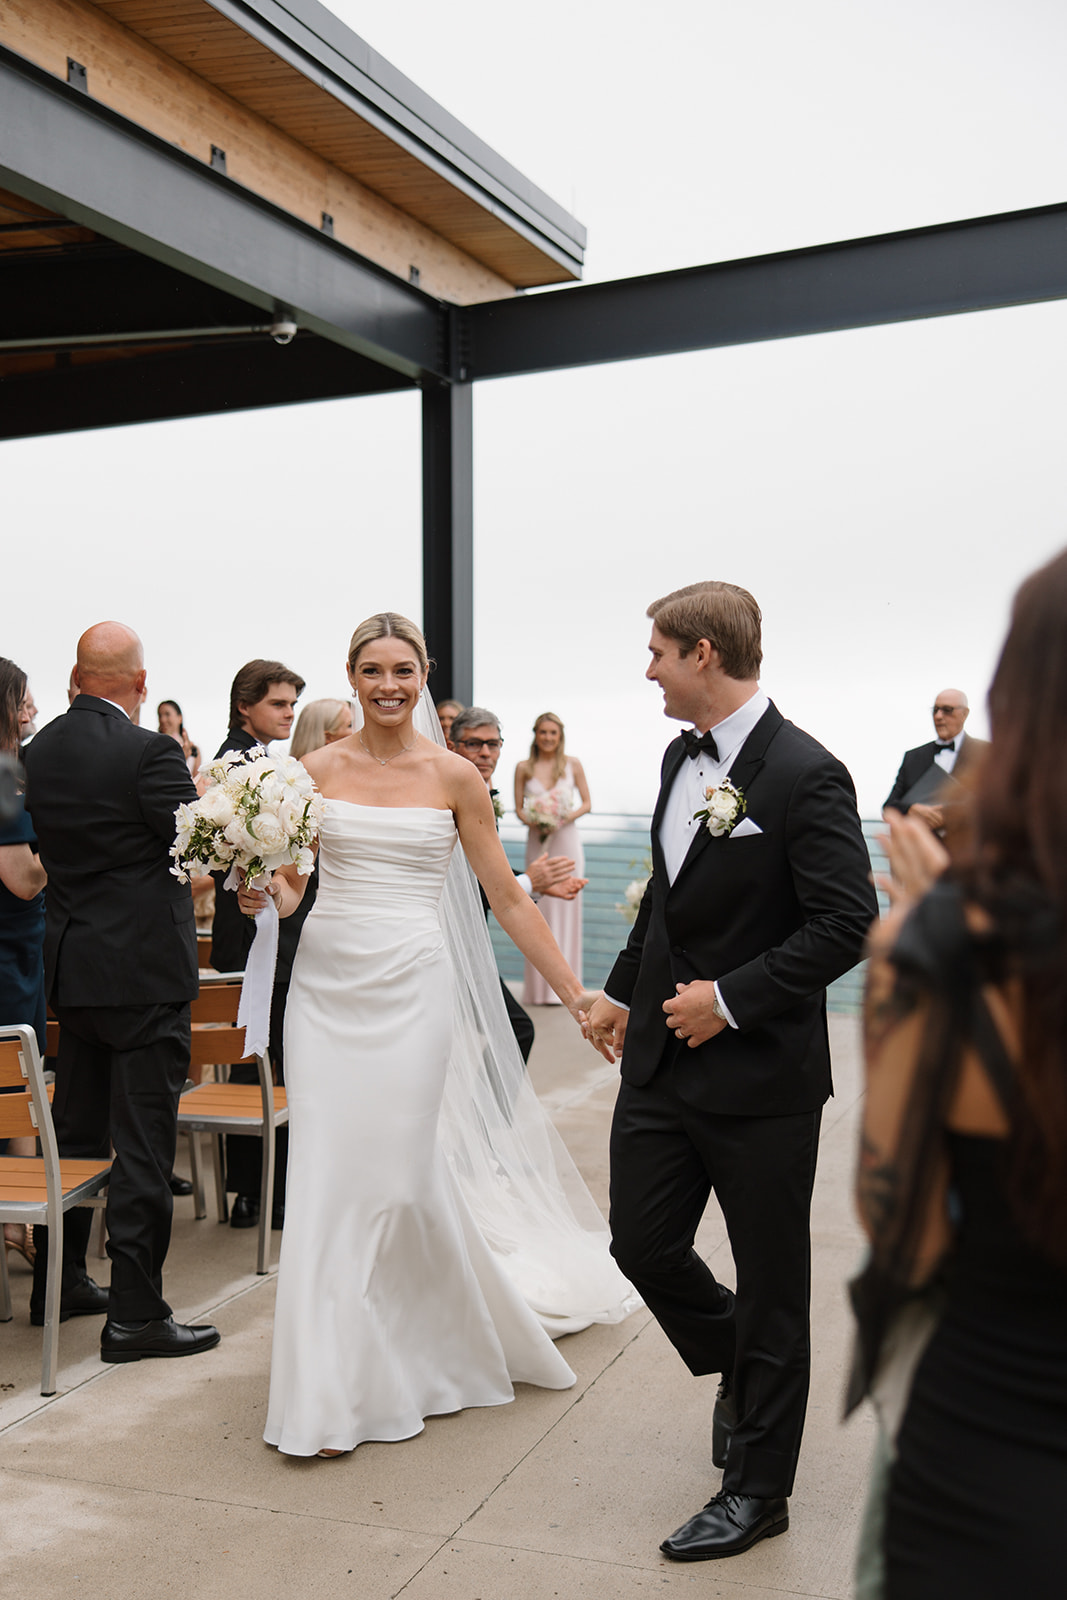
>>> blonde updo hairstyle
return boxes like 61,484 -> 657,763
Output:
290,698 -> 350,760
347,612 -> 430,679
527,712 -> 567,786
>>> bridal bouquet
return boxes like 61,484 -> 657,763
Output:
525,787 -> 572,842
170,746 -> 324,888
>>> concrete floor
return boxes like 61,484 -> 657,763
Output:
0,1010 -> 874,1600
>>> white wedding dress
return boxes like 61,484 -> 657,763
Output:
264,798 -> 636,1457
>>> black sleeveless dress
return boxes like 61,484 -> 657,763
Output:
885,1132 -> 1067,1597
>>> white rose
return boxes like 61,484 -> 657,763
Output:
247,811 -> 288,855
223,816 -> 251,850
702,785 -> 739,836
197,786 -> 236,828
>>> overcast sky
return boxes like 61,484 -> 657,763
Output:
7,0 -> 1067,814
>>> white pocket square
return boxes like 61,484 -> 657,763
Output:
730,817 -> 763,838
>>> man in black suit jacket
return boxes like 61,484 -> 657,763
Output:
24,623 -> 219,1361
586,582 -> 876,1560
883,687 -> 988,831
208,659 -> 305,1228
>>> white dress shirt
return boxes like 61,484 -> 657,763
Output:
933,728 -> 966,774
607,688 -> 770,1029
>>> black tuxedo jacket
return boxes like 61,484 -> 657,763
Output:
606,703 -> 876,1117
24,696 -> 199,1007
883,733 -> 989,813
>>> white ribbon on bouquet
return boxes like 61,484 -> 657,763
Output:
225,863 -> 279,1059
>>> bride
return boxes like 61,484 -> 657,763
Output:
238,612 -> 637,1458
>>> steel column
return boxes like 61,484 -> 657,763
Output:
422,382 -> 474,704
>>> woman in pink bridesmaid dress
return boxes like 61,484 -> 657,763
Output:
514,713 -> 591,1005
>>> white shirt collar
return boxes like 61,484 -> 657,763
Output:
699,687 -> 769,766
99,697 -> 131,720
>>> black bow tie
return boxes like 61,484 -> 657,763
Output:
682,728 -> 719,761
936,741 -> 955,753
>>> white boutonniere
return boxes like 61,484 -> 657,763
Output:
490,789 -> 505,821
693,778 -> 746,837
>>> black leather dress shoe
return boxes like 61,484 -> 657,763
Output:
712,1373 -> 736,1468
30,1275 -> 109,1326
229,1195 -> 258,1229
100,1316 -> 221,1362
168,1175 -> 194,1197
660,1491 -> 789,1561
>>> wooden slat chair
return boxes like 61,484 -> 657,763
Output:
196,933 -> 215,971
177,975 -> 286,1275
0,1025 -> 111,1396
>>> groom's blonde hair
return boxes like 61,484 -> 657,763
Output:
347,613 -> 430,674
647,582 -> 762,681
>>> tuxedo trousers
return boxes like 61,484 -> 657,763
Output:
609,1059 -> 821,1499
31,1001 -> 190,1322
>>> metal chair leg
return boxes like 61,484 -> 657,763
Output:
0,1236 -> 13,1322
41,1210 -> 62,1397
186,1130 -> 207,1220
212,1135 -> 228,1223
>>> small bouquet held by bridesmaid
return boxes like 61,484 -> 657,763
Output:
524,786 -> 572,842
169,746 -> 324,888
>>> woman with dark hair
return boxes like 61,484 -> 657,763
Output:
514,712 -> 591,1003
157,699 -> 201,778
0,656 -> 47,1268
853,547 -> 1067,1598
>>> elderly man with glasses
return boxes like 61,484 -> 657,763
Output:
883,689 -> 989,831
448,705 -> 586,1061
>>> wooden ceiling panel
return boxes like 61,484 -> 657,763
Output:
91,0 -> 576,286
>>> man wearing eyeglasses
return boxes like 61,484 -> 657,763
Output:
883,689 -> 988,830
449,705 -> 586,1061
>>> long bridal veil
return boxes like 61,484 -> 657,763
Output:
351,692 -> 639,1335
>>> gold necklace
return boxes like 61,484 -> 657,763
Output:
359,730 -> 417,767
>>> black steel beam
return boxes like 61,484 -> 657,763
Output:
463,201 -> 1067,380
0,245 -> 266,341
0,46 -> 447,382
422,382 -> 474,704
0,334 -> 409,441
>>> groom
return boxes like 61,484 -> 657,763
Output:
587,581 -> 875,1559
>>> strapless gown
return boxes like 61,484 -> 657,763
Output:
264,802 -> 578,1458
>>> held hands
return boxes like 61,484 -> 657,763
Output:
662,981 -> 728,1049
579,994 -> 628,1062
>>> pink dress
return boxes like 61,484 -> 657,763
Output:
522,762 -> 584,1004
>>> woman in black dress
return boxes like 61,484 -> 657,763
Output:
0,656 -> 47,1267
855,548 -> 1067,1600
